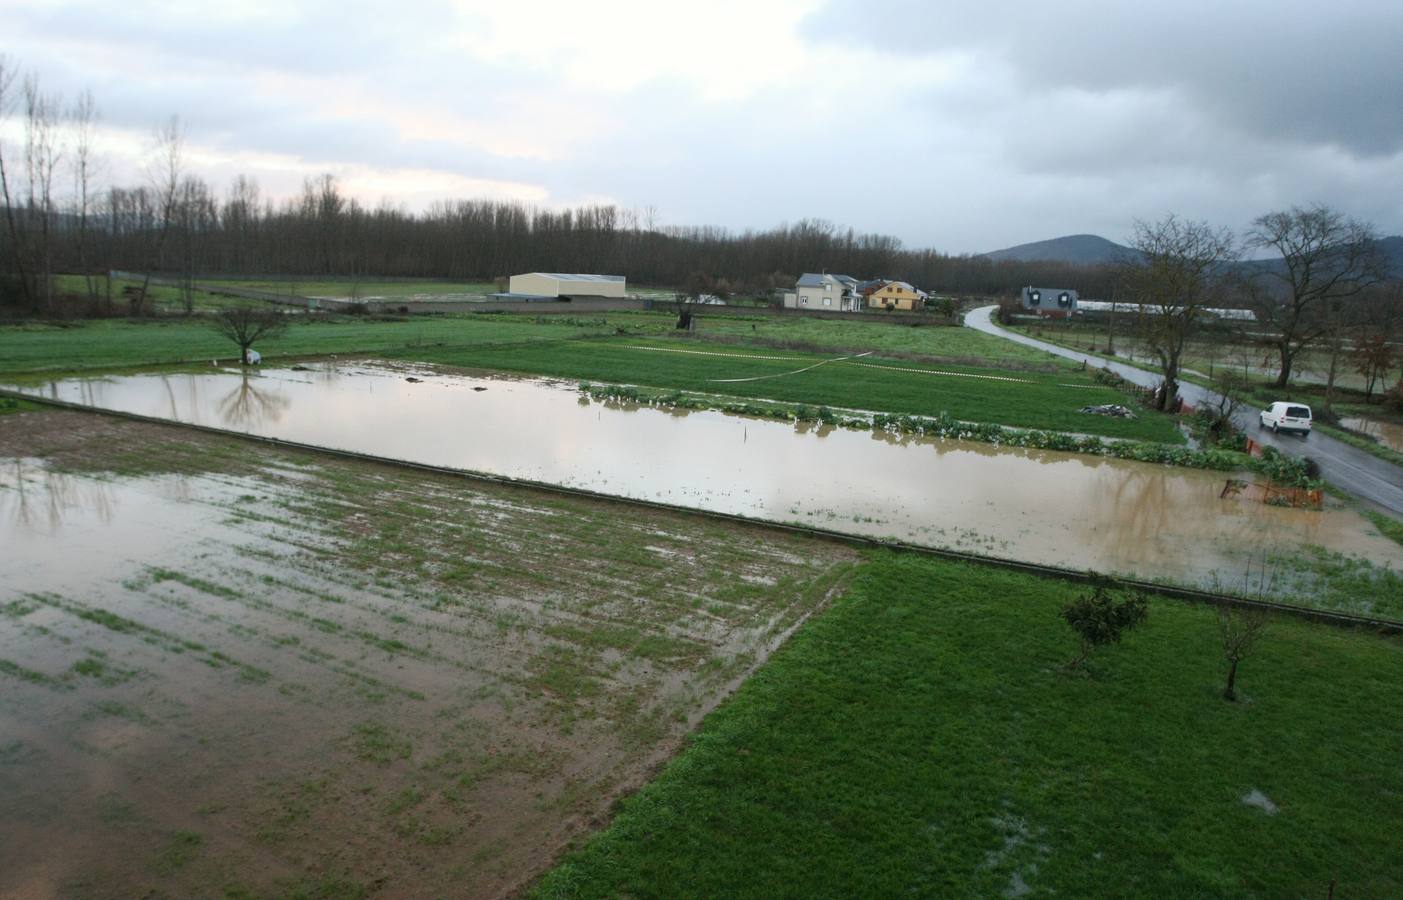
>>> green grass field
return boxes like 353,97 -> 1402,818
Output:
535,552 -> 1403,899
397,338 -> 1185,442
0,315 -> 652,377
0,313 -> 1182,441
702,313 -> 1068,366
200,278 -> 499,298
51,275 -> 253,312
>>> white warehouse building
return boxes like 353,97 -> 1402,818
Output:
507,273 -> 627,299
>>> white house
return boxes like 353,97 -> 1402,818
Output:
783,273 -> 860,311
507,273 -> 627,299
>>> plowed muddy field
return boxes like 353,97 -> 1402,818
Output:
0,410 -> 855,898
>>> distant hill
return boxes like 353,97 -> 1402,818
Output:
1378,236 -> 1403,277
985,232 -> 1403,275
982,234 -> 1136,265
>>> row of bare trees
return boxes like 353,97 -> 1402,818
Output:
1120,208 -> 1396,410
0,57 -> 1133,316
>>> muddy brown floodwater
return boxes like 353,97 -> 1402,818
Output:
1339,417 -> 1403,454
10,361 -> 1399,590
0,412 -> 856,898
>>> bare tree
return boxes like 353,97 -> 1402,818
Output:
1126,215 -> 1239,410
1218,604 -> 1270,702
1247,205 -> 1389,390
1351,283 -> 1403,402
0,55 -> 37,310
134,115 -> 185,313
23,74 -> 63,311
209,305 -> 288,364
69,89 -> 100,304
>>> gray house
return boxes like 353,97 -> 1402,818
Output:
1020,286 -> 1078,314
783,273 -> 860,311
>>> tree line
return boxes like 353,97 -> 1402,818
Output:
0,57 -> 1116,314
1089,210 -> 1398,412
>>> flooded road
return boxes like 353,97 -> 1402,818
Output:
9,361 -> 1400,587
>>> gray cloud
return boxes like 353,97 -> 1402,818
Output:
805,0 -> 1403,157
3,0 -> 1401,253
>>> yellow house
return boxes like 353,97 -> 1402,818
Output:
868,281 -> 925,312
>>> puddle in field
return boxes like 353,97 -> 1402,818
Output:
9,361 -> 1400,586
1339,417 -> 1403,453
0,445 -> 854,898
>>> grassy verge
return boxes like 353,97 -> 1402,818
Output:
535,552 -> 1403,899
0,397 -> 43,416
1313,422 -> 1403,468
1363,510 -> 1403,548
396,338 -> 1185,443
0,314 -> 664,378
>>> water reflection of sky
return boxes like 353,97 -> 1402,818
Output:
10,362 -> 1400,584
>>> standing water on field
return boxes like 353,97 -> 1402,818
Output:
9,361 -> 1399,589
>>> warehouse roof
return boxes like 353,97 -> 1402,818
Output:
529,273 -> 626,283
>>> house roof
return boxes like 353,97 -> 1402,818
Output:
527,273 -> 626,283
797,273 -> 857,288
877,281 -> 917,293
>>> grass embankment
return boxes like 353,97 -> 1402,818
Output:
398,339 -> 1184,443
536,552 -> 1403,899
1362,510 -> 1403,548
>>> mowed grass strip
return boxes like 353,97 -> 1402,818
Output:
397,338 -> 1184,442
0,315 -> 649,377
534,552 -> 1403,899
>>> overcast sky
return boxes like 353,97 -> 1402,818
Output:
3,0 -> 1401,253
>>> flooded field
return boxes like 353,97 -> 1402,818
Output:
0,412 -> 855,898
10,362 -> 1399,591
1340,416 -> 1403,453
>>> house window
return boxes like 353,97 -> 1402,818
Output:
823,297 -> 831,306
824,284 -> 831,291
800,295 -> 808,306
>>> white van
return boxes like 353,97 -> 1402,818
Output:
1259,402 -> 1312,437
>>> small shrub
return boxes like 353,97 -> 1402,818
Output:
1061,581 -> 1149,670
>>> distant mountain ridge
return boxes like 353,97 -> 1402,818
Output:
982,234 -> 1136,265
984,233 -> 1403,276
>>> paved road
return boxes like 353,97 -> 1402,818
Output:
966,305 -> 1403,516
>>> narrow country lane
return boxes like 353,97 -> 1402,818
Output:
966,305 -> 1403,516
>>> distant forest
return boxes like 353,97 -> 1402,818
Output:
0,57 -> 1124,312
0,172 -> 1118,306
